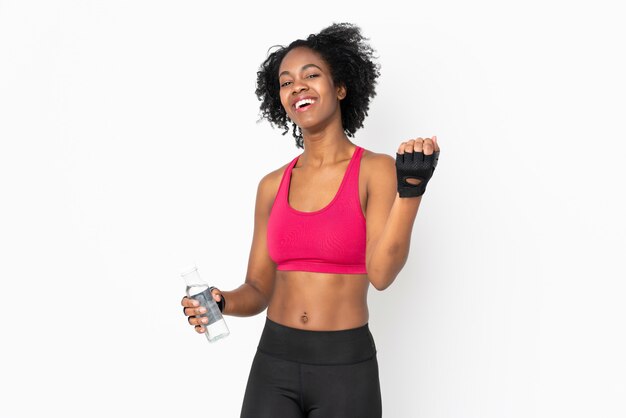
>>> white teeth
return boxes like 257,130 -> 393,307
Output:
295,98 -> 315,109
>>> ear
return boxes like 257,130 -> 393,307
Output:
337,83 -> 347,100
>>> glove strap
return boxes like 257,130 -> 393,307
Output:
398,177 -> 428,198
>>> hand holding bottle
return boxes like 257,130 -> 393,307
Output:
180,265 -> 229,343
181,288 -> 224,334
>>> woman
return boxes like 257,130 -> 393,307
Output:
181,23 -> 440,417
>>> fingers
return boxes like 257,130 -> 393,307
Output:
188,307 -> 209,334
181,296 -> 199,308
422,138 -> 434,155
181,296 -> 208,334
210,288 -> 222,303
183,305 -> 207,317
432,135 -> 440,152
397,139 -> 420,154
397,137 -> 438,155
181,296 -> 205,316
188,315 -> 209,327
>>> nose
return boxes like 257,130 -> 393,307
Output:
291,80 -> 308,94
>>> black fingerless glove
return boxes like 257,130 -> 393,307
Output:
396,151 -> 440,197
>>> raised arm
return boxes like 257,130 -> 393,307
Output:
365,137 -> 440,290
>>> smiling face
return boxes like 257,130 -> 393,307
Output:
278,47 -> 346,136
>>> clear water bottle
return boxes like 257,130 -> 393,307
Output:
181,264 -> 229,343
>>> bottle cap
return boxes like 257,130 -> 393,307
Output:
179,263 -> 199,277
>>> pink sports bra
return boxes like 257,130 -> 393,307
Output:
267,146 -> 367,274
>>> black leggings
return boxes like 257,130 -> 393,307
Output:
240,317 -> 382,418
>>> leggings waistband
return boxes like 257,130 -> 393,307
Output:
257,316 -> 377,365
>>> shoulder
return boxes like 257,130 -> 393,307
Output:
255,160 -> 292,208
360,148 -> 396,187
361,148 -> 395,170
259,161 -> 290,191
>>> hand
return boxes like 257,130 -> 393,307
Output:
181,288 -> 224,334
396,136 -> 440,197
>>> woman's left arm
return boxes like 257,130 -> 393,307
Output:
365,137 -> 440,290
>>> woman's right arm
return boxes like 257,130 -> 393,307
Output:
182,171 -> 279,331
218,173 -> 278,316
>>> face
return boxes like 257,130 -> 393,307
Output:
278,47 -> 346,134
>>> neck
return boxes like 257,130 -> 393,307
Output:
300,115 -> 355,166
299,135 -> 355,167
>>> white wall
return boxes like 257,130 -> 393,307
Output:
1,1 -> 624,417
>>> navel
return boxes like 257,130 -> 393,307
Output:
301,311 -> 308,324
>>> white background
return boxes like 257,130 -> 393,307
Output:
1,1 -> 625,417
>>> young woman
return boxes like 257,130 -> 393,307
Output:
181,23 -> 440,417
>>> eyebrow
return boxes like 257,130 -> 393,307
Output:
279,63 -> 323,78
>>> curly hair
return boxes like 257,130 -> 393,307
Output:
255,23 -> 381,149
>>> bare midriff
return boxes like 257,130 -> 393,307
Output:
267,270 -> 370,331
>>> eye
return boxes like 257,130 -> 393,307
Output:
280,81 -> 292,88
305,73 -> 320,79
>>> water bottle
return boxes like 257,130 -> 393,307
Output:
181,264 -> 229,343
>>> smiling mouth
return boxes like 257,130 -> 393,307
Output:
294,98 -> 316,111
